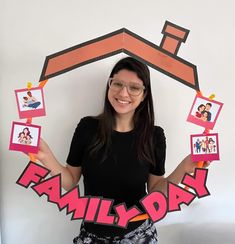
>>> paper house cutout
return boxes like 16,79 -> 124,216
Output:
39,21 -> 199,90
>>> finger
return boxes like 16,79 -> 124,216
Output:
203,161 -> 211,168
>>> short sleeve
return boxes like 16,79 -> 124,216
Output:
66,118 -> 90,167
149,126 -> 166,176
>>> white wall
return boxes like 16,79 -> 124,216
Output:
1,0 -> 235,243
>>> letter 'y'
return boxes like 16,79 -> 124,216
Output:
182,168 -> 210,198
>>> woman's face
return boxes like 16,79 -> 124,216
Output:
23,128 -> 29,134
108,69 -> 145,118
199,105 -> 205,112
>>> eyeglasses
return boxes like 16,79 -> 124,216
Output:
108,78 -> 145,96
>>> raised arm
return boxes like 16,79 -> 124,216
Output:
147,155 -> 210,195
33,138 -> 82,191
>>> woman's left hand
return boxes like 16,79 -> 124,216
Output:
180,154 -> 211,174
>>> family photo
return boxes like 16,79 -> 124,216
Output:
193,136 -> 217,154
17,127 -> 33,145
195,102 -> 213,122
15,87 -> 46,119
191,133 -> 220,161
9,122 -> 41,153
187,95 -> 223,129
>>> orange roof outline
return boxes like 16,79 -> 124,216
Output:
39,21 -> 199,90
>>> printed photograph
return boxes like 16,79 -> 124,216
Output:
15,87 -> 46,119
9,122 -> 41,153
187,95 -> 223,129
190,133 -> 220,161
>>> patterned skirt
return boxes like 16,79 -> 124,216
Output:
73,219 -> 158,244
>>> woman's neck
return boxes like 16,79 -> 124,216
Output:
114,114 -> 134,132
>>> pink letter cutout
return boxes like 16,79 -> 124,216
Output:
32,175 -> 61,202
32,174 -> 89,220
57,187 -> 89,220
168,182 -> 196,212
114,204 -> 141,228
17,161 -> 49,188
182,168 -> 210,198
141,191 -> 167,223
95,199 -> 115,226
84,197 -> 102,222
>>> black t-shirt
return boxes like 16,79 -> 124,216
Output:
67,116 -> 166,236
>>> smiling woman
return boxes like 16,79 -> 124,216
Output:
30,57 -> 202,243
107,70 -> 146,128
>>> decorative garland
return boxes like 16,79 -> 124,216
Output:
10,21 -> 223,227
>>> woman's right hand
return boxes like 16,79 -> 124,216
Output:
26,138 -> 53,164
35,138 -> 51,162
24,138 -> 82,191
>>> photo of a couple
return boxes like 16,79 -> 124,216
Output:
187,95 -> 223,130
195,103 -> 212,122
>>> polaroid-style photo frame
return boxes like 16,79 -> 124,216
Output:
190,133 -> 220,162
9,122 -> 41,153
187,95 -> 223,129
15,87 -> 46,119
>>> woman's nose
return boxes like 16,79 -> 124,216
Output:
118,85 -> 129,96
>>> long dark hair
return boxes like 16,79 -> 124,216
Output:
89,57 -> 156,166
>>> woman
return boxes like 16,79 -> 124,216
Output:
195,104 -> 205,118
23,127 -> 30,137
34,57 -> 209,243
